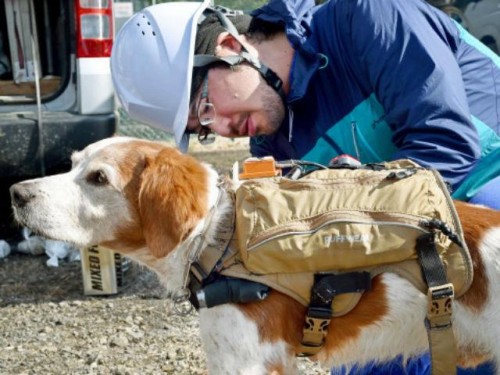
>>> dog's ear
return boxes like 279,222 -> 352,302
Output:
138,148 -> 209,258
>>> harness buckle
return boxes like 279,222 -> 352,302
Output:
172,288 -> 194,316
299,306 -> 332,356
426,283 -> 454,329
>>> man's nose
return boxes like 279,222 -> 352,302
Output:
209,115 -> 237,137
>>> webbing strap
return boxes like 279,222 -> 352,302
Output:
299,272 -> 371,356
187,187 -> 236,307
416,233 -> 457,375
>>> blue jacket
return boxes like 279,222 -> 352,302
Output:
250,0 -> 500,200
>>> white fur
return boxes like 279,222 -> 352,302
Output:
200,305 -> 296,374
453,227 -> 500,363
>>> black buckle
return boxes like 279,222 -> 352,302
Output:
307,306 -> 333,320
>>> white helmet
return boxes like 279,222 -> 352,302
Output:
111,1 -> 286,152
111,1 -> 210,152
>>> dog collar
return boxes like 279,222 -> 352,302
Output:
172,181 -> 236,313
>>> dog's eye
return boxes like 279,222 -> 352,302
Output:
86,170 -> 109,186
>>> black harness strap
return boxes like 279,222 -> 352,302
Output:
299,272 -> 371,356
416,233 -> 449,289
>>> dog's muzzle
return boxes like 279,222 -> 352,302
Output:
10,183 -> 37,208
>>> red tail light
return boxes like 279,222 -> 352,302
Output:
76,0 -> 114,58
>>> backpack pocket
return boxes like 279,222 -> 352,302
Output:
240,210 -> 438,274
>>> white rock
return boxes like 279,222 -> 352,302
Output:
0,240 -> 11,258
17,236 -> 45,255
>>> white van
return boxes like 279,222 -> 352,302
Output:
0,0 -> 117,237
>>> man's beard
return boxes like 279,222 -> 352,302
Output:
261,84 -> 286,135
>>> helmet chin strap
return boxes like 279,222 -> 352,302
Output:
194,6 -> 287,105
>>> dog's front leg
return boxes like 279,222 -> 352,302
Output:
199,304 -> 298,375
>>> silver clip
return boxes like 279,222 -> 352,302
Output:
172,288 -> 194,316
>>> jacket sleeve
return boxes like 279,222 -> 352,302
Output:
343,0 -> 480,189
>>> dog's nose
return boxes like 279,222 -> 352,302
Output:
10,183 -> 36,208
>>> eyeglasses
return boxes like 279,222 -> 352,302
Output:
196,74 -> 216,145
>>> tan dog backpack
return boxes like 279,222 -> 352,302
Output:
234,159 -> 471,285
191,159 -> 472,374
229,159 -> 472,374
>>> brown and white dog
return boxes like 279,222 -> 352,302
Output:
9,137 -> 500,374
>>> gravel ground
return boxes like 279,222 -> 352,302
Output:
0,120 -> 329,375
0,258 -> 207,375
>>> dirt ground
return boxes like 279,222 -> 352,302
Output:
0,137 -> 328,375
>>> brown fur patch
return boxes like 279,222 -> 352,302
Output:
100,141 -> 165,253
238,277 -> 387,356
239,290 -> 307,348
139,147 -> 209,258
455,201 -> 500,311
322,276 -> 387,354
101,140 -> 209,258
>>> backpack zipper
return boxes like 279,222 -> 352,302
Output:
246,211 -> 430,251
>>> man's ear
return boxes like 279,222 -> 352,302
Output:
216,31 -> 243,55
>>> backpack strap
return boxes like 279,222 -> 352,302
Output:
299,272 -> 371,356
416,232 -> 457,375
